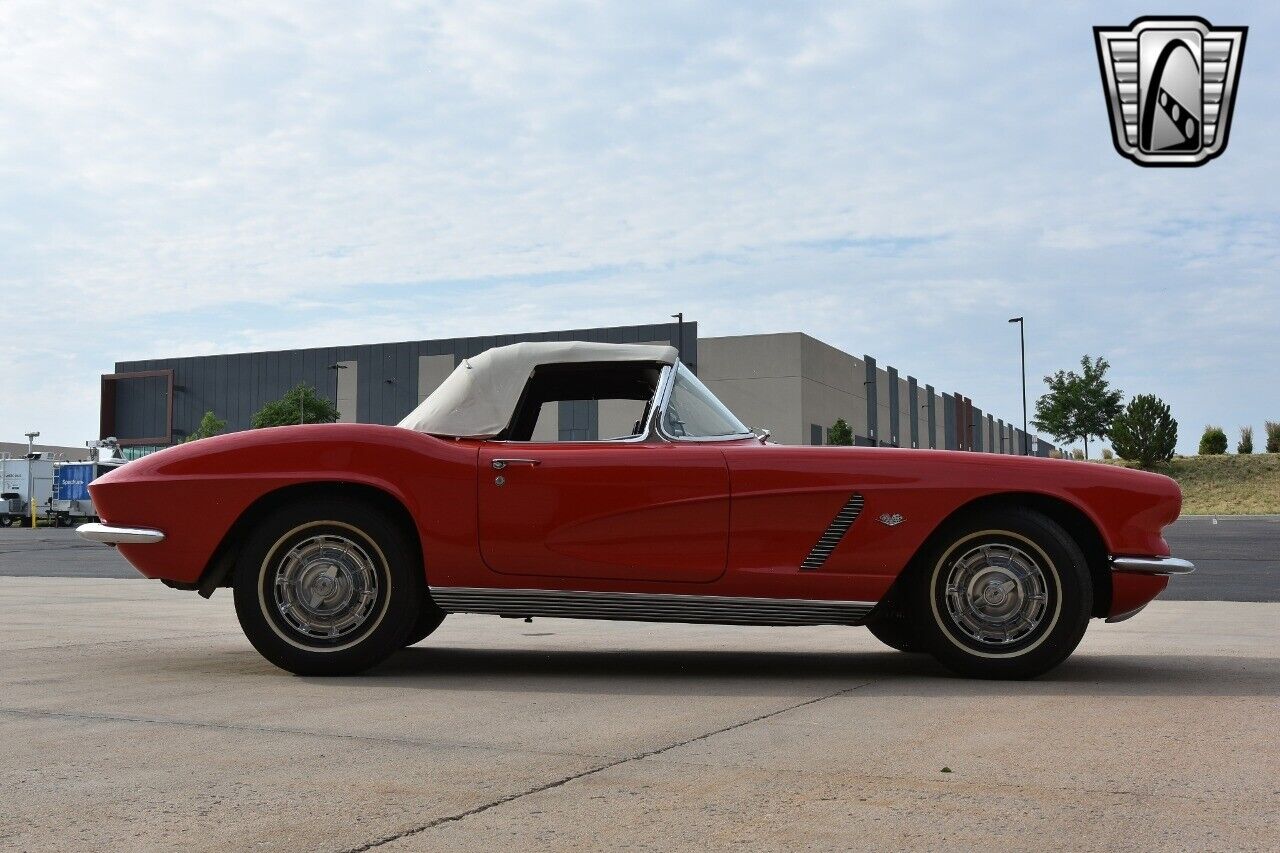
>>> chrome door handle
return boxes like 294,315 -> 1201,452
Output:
491,458 -> 541,470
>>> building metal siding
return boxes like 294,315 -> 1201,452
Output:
863,355 -> 878,444
886,366 -> 900,447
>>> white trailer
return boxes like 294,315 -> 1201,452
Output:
0,453 -> 57,527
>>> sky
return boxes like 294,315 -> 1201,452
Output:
1,1 -> 1276,454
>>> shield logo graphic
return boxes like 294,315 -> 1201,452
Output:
1094,17 -> 1247,166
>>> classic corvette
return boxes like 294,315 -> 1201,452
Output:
79,341 -> 1193,679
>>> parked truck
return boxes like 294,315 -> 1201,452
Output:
0,453 -> 57,527
46,439 -> 128,526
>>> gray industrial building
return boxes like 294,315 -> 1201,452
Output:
101,321 -> 1050,455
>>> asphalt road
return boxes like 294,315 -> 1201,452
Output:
1,516 -> 1275,601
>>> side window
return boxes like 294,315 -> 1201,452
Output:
662,365 -> 751,439
505,363 -> 663,442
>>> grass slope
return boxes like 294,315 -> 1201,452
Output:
1106,453 -> 1280,516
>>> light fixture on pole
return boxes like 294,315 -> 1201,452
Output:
1008,317 -> 1027,455
670,313 -> 683,360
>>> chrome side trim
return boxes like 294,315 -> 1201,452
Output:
1111,556 -> 1195,575
800,492 -> 865,570
77,523 -> 166,545
429,586 -> 876,626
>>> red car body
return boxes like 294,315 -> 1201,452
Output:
89,422 -> 1179,622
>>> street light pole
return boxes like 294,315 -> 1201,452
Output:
670,313 -> 683,361
24,431 -> 39,528
1008,317 -> 1027,455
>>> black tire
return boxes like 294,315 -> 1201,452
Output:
865,609 -> 923,653
232,498 -> 424,676
0,516 -> 11,527
911,507 -> 1092,680
404,606 -> 446,647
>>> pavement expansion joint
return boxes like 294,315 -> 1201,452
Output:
339,679 -> 877,853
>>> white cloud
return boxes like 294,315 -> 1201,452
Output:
1,1 -> 1276,451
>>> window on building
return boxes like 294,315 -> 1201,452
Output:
810,424 -> 823,445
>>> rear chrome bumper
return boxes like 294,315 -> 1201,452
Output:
77,523 -> 165,545
1111,555 -> 1195,575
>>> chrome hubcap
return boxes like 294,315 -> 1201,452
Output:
944,543 -> 1049,646
272,534 -> 379,640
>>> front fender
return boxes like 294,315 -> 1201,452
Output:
89,425 -> 480,585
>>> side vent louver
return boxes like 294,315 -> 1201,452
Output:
800,492 -> 864,570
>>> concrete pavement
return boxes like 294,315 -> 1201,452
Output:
1,577 -> 1276,851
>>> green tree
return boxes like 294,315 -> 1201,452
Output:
1238,426 -> 1253,455
1198,426 -> 1228,456
1109,394 -> 1178,469
1032,355 -> 1123,459
826,418 -> 853,446
184,410 -> 227,443
250,383 -> 341,429
1265,421 -> 1280,453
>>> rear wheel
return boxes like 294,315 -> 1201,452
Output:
233,498 -> 423,676
911,508 -> 1092,679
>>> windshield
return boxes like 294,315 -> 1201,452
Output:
661,363 -> 751,439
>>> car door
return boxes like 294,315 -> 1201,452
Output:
477,441 -> 730,583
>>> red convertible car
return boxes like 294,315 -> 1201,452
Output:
80,341 -> 1192,679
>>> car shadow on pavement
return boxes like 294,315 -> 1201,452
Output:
347,646 -> 1280,698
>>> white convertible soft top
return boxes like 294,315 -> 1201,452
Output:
398,341 -> 679,438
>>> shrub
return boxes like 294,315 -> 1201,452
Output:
1238,426 -> 1253,455
826,418 -> 853,447
1198,425 -> 1228,456
1071,448 -> 1085,460
1110,394 -> 1178,469
250,383 -> 341,428
184,410 -> 227,443
1101,447 -> 1114,460
1266,421 -> 1280,453
1048,449 -> 1063,459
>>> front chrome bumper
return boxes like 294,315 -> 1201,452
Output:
1111,555 -> 1195,575
77,523 -> 166,545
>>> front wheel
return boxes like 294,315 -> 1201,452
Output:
404,606 -> 446,647
233,498 -> 424,676
865,609 -> 923,653
911,508 -> 1092,680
